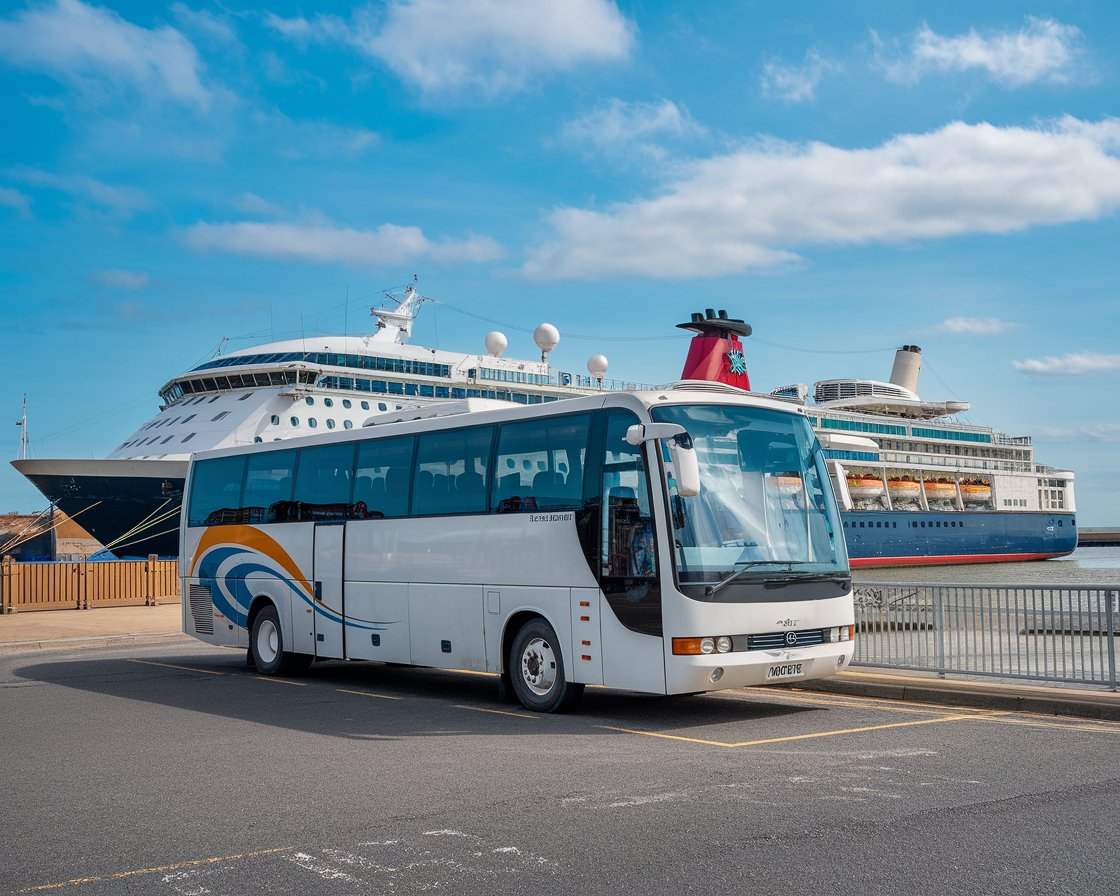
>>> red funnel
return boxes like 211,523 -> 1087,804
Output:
677,309 -> 751,390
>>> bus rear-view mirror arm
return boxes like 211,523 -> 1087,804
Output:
625,423 -> 701,498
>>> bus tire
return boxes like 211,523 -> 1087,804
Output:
250,605 -> 312,676
509,618 -> 584,713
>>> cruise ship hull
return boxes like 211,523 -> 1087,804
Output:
13,458 -> 187,559
842,509 -> 1077,567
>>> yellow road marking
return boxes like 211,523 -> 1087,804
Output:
255,676 -> 305,686
338,688 -> 402,700
455,704 -> 540,720
17,846 -> 294,893
600,713 -> 976,748
128,659 -> 226,676
755,688 -> 1011,717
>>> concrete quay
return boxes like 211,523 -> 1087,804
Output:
1078,527 -> 1120,546
2,602 -> 1118,721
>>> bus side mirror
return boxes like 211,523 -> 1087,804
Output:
827,460 -> 853,512
625,423 -> 701,498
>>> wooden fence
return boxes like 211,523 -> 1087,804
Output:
1,556 -> 181,613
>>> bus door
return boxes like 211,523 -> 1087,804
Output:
313,521 -> 346,659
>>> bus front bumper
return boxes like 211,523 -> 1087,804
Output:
665,642 -> 856,694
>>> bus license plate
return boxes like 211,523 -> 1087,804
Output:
766,662 -> 804,681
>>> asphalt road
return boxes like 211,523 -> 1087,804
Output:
2,642 -> 1118,896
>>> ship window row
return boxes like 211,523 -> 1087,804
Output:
823,450 -> 880,462
316,375 -> 560,405
187,412 -> 594,527
478,367 -> 552,385
819,418 -> 906,436
119,432 -> 197,450
1002,499 -> 1028,507
191,351 -> 453,379
911,427 -> 992,444
281,417 -> 356,431
161,370 -> 308,403
844,521 -> 898,529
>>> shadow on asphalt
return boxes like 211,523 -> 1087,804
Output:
13,648 -> 818,741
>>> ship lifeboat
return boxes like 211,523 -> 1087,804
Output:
923,478 -> 957,501
846,474 -> 885,499
887,476 -> 921,500
960,479 -> 992,504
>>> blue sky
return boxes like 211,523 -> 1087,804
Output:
1,0 -> 1118,525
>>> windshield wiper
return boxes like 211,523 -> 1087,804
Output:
704,561 -> 795,596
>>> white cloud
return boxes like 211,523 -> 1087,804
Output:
182,218 -> 505,266
231,192 -> 286,217
7,166 -> 149,213
0,187 -> 32,217
170,3 -> 239,50
1035,423 -> 1120,443
89,269 -> 149,289
882,17 -> 1086,87
562,99 -> 705,157
760,49 -> 840,103
267,0 -> 635,97
0,0 -> 212,108
523,117 -> 1120,280
1011,352 -> 1120,376
936,317 -> 1020,335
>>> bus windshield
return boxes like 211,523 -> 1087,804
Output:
651,403 -> 848,588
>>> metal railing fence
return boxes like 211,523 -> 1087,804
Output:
853,582 -> 1120,690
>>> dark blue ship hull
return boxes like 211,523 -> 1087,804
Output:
842,509 -> 1077,567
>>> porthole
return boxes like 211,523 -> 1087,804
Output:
326,419 -> 336,429
271,415 -> 280,425
290,417 -> 299,427
361,401 -> 370,410
342,399 -> 352,409
308,418 -> 318,428
324,398 -> 333,408
305,397 -> 314,406
344,420 -> 353,430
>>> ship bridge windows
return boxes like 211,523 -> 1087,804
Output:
191,351 -> 452,379
911,426 -> 992,444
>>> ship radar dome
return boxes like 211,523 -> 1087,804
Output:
534,323 -> 560,361
485,331 -> 508,357
587,355 -> 609,379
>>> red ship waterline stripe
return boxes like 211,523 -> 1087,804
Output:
850,552 -> 1069,568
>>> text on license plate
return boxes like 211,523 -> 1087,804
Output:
766,662 -> 804,680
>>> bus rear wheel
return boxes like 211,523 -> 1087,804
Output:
250,605 -> 312,676
509,619 -> 584,713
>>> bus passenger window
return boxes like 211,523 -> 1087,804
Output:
413,426 -> 493,516
354,435 -> 414,519
243,449 -> 296,524
491,413 -> 590,513
187,455 -> 246,527
292,442 -> 356,522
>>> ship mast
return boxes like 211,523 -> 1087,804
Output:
16,394 -> 27,461
370,276 -> 431,344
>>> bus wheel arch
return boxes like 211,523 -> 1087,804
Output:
247,597 -> 312,676
504,613 -> 584,713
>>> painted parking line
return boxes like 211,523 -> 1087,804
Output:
127,659 -> 227,676
455,704 -> 541,720
338,688 -> 403,701
16,846 -> 294,893
600,713 -> 978,749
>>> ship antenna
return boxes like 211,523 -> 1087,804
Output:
15,394 -> 27,461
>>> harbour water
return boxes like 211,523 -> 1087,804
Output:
851,546 -> 1120,586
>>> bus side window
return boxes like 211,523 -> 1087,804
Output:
188,455 -> 247,527
355,435 -> 414,519
243,449 -> 296,524
491,413 -> 590,513
292,443 -> 356,522
413,426 -> 493,516
601,413 -> 656,579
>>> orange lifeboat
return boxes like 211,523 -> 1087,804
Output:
887,476 -> 921,500
923,478 -> 956,501
846,474 -> 885,499
960,479 -> 992,504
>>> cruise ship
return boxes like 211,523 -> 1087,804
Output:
13,291 -> 1077,566
13,284 -> 650,558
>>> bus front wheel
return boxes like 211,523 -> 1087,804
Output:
250,605 -> 312,676
509,619 -> 584,713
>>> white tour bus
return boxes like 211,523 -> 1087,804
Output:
180,387 -> 855,712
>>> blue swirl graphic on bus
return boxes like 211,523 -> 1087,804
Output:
196,543 -> 384,632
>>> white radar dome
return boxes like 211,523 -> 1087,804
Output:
485,331 -> 508,357
534,323 -> 560,355
587,355 -> 609,378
